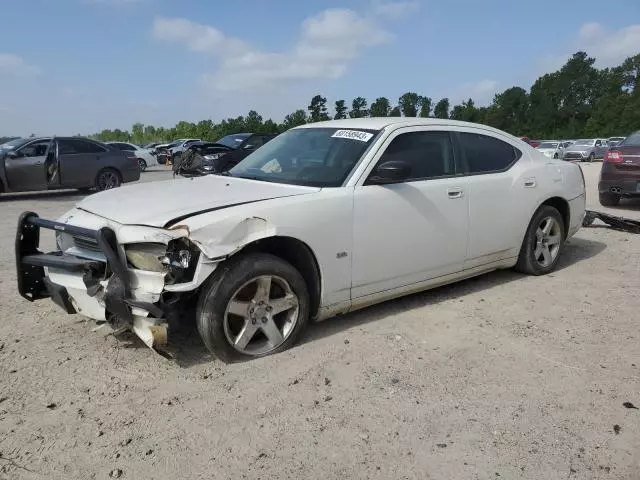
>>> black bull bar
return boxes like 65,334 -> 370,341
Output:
15,211 -> 163,320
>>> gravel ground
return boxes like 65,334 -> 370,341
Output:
1,163 -> 639,480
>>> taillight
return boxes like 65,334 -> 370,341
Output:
604,150 -> 623,164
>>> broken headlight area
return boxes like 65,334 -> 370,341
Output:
124,238 -> 201,285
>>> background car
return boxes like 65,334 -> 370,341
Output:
561,138 -> 608,162
607,136 -> 626,147
0,136 -> 139,193
536,140 -> 565,159
168,138 -> 202,161
599,130 -> 640,206
106,141 -> 158,171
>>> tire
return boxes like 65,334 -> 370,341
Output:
553,153 -> 558,159
196,253 -> 310,362
515,205 -> 565,276
138,159 -> 147,172
599,192 -> 620,207
95,169 -> 122,191
588,153 -> 595,163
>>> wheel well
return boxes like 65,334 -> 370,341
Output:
541,197 -> 570,237
237,236 -> 321,319
96,167 -> 122,181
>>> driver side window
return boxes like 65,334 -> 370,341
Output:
19,140 -> 49,158
369,131 -> 455,183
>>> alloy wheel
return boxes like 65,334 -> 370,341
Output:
223,275 -> 300,356
98,171 -> 119,190
534,216 -> 562,268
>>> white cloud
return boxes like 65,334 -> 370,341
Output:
372,1 -> 420,20
0,53 -> 41,76
451,79 -> 499,106
542,22 -> 640,71
152,9 -> 392,92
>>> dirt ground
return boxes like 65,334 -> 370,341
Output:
1,163 -> 639,480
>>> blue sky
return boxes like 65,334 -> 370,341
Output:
1,0 -> 639,135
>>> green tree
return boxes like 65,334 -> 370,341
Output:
334,100 -> 348,119
389,106 -> 402,117
418,96 -> 432,117
282,109 -> 307,130
308,95 -> 330,122
450,99 -> 480,122
398,92 -> 420,116
349,97 -> 369,118
434,98 -> 450,119
370,97 -> 391,117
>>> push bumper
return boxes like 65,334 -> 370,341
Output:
15,212 -> 169,350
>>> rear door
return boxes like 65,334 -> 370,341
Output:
57,138 -> 110,187
451,129 -> 531,269
4,139 -> 51,192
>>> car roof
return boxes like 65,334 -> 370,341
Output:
293,117 -> 519,139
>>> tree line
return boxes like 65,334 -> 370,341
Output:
91,51 -> 639,145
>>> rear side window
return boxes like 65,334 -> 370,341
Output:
113,143 -> 136,151
621,132 -> 640,146
58,139 -> 107,154
457,132 -> 521,174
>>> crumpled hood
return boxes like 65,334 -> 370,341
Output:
77,175 -> 320,227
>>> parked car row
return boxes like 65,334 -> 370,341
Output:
0,136 -> 140,194
533,136 -> 628,162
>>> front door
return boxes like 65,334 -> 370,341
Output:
351,128 -> 469,299
4,139 -> 51,192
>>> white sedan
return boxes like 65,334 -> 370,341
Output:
106,142 -> 158,171
16,118 -> 586,361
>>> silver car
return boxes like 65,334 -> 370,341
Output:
561,139 -> 608,162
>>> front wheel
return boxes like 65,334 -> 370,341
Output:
553,153 -> 559,159
138,159 -> 147,172
515,205 -> 565,276
196,253 -> 310,362
95,169 -> 122,191
588,153 -> 595,163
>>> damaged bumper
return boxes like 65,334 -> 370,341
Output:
15,211 -> 216,353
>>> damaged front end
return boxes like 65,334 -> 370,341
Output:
15,211 -> 219,355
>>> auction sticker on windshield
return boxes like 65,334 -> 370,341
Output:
331,130 -> 374,142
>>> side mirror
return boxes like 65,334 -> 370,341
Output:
243,144 -> 256,150
6,150 -> 21,158
368,160 -> 411,184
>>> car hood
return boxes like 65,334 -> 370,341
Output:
76,175 -> 320,227
565,145 -> 592,152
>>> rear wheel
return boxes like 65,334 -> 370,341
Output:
196,253 -> 309,362
138,159 -> 147,172
599,192 -> 620,207
95,169 -> 121,191
515,205 -> 565,276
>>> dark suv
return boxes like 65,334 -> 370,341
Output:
599,130 -> 640,206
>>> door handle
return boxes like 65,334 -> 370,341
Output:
524,177 -> 536,188
447,187 -> 464,199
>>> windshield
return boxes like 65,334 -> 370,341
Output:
228,127 -> 380,187
620,132 -> 640,147
538,142 -> 559,149
0,138 -> 28,150
216,133 -> 252,149
573,139 -> 594,146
